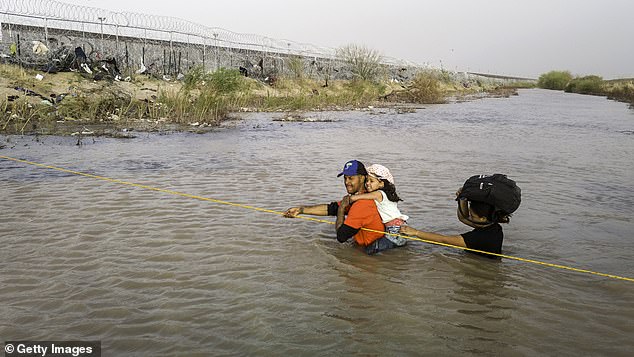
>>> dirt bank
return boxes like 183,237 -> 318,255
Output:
0,63 -> 513,136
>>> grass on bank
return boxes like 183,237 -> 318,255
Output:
1,61 -> 527,135
245,78 -> 390,110
538,69 -> 634,105
603,79 -> 634,104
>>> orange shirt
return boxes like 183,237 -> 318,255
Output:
344,199 -> 385,246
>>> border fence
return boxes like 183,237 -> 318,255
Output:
0,0 -> 425,81
0,0 -> 530,84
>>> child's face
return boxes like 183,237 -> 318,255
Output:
365,175 -> 384,192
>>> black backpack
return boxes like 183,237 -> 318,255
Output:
458,174 -> 521,216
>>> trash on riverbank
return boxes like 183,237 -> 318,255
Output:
273,113 -> 334,122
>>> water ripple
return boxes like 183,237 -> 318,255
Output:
1,89 -> 633,355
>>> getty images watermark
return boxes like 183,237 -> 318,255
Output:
4,341 -> 100,357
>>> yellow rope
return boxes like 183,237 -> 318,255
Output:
2,155 -> 632,283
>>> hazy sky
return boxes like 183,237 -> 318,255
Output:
82,0 -> 633,79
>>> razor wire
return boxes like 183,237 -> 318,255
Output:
0,0 -> 413,64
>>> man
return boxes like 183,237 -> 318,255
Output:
284,160 -> 401,255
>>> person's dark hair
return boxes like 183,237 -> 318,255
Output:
495,213 -> 510,224
381,180 -> 402,202
469,201 -> 494,220
470,200 -> 510,223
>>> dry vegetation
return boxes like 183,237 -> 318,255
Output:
0,62 -> 511,136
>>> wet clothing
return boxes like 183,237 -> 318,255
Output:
328,200 -> 388,250
368,191 -> 409,246
365,236 -> 398,255
461,223 -> 504,258
384,218 -> 408,247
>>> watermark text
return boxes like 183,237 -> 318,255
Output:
4,341 -> 100,357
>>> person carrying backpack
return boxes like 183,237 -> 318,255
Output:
400,174 -> 520,258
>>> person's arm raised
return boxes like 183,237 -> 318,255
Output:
456,198 -> 492,228
456,197 -> 473,226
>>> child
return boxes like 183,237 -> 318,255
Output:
349,164 -> 409,246
400,193 -> 507,257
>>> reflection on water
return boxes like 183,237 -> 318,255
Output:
1,89 -> 633,355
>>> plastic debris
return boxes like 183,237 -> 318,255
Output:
31,41 -> 49,55
80,63 -> 93,74
135,62 -> 147,74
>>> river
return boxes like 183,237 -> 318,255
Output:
1,89 -> 633,355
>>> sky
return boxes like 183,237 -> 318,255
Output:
81,0 -> 633,79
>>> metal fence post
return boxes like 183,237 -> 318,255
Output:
202,38 -> 206,70
44,17 -> 48,47
98,16 -> 105,57
213,33 -> 218,70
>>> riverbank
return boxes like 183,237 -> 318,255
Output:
536,70 -> 634,106
603,78 -> 634,105
1,63 -> 516,136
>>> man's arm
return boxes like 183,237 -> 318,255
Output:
336,195 -> 358,242
400,226 -> 466,247
284,204 -> 330,218
335,195 -> 351,230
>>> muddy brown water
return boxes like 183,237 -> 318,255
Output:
1,89 -> 633,355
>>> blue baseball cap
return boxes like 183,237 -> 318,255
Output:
337,160 -> 368,177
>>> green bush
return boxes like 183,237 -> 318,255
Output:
183,65 -> 207,90
537,70 -> 573,90
564,75 -> 604,94
183,67 -> 244,94
207,68 -> 244,94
